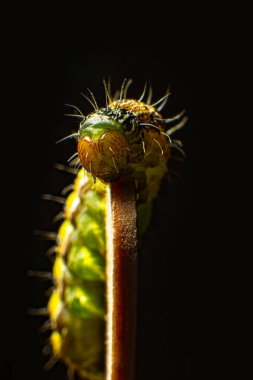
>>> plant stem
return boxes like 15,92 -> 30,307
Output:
106,177 -> 138,380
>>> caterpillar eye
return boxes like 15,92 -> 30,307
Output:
77,131 -> 129,182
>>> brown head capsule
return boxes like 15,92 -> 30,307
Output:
78,130 -> 130,182
74,95 -> 182,189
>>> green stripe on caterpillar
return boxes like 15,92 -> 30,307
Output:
43,80 -> 187,379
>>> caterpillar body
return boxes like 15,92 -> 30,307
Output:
43,82 -> 186,379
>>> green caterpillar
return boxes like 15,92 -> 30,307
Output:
43,80 -> 186,379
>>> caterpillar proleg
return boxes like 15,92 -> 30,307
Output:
37,80 -> 187,380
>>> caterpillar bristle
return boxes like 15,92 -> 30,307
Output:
64,113 -> 84,119
103,79 -> 111,107
157,86 -> 171,112
142,140 -> 146,154
153,138 -> 164,156
119,78 -> 127,102
39,320 -> 52,333
28,307 -> 49,316
54,163 -> 77,175
27,270 -> 52,280
67,152 -> 79,164
146,82 -> 153,104
81,92 -> 97,111
113,88 -> 120,100
140,123 -> 161,133
160,131 -> 172,144
56,133 -> 79,145
162,109 -> 186,124
169,169 -> 185,183
34,230 -> 57,241
43,355 -> 58,371
138,81 -> 148,102
53,211 -> 65,223
65,103 -> 84,116
61,184 -> 74,196
172,138 -> 184,148
69,157 -> 80,168
122,78 -> 133,99
166,116 -> 188,136
87,88 -> 99,111
41,194 -> 66,204
76,163 -> 82,172
107,77 -> 112,99
111,156 -> 119,173
151,91 -> 171,108
45,287 -> 53,298
170,143 -> 186,157
45,245 -> 57,259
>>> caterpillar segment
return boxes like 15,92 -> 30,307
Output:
46,94 -> 185,379
48,170 -> 107,380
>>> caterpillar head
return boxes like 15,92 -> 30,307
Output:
77,106 -> 144,182
65,81 -> 187,186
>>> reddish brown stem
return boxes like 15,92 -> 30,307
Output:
106,177 -> 138,380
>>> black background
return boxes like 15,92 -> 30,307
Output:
1,7 -> 235,380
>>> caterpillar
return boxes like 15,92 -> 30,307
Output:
37,80 -> 187,380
